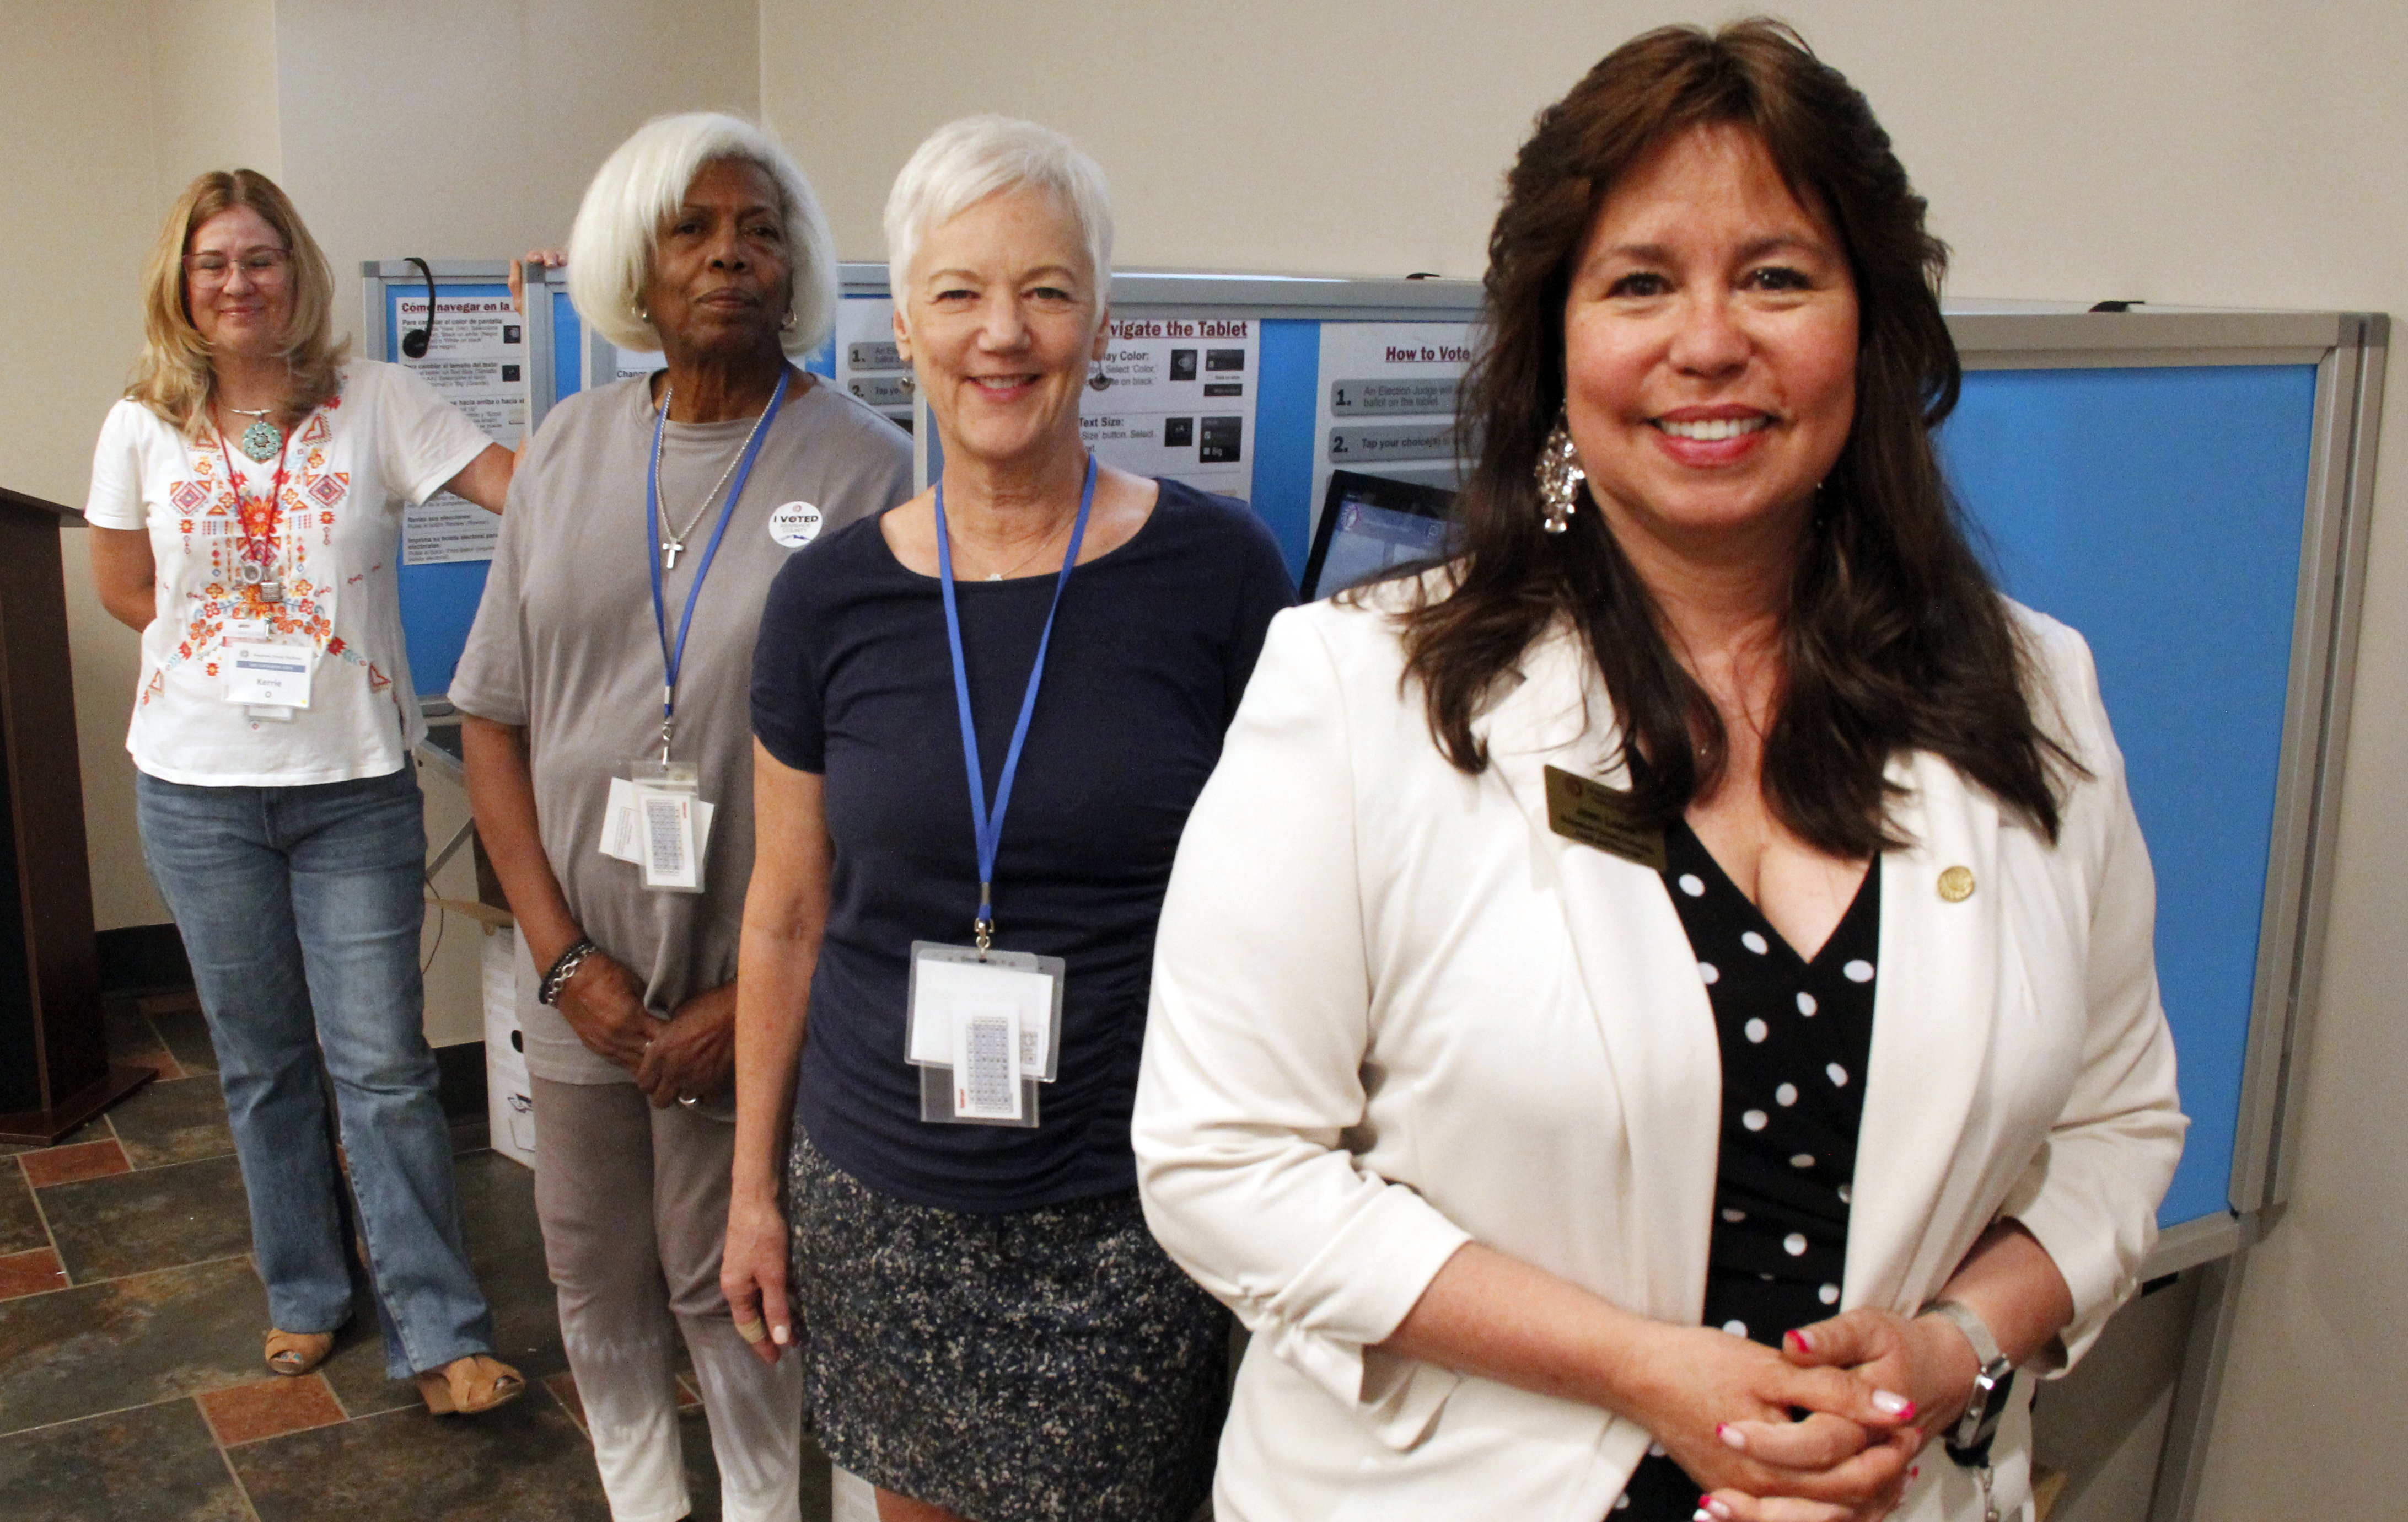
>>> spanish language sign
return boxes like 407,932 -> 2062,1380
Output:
396,292 -> 528,565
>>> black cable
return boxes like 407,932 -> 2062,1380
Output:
402,257 -> 436,357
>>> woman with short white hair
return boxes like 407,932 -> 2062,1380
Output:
455,111 -> 911,1521
722,115 -> 1293,1522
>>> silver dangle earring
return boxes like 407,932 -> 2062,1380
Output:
1536,412 -> 1585,534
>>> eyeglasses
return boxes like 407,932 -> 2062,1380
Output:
185,249 -> 292,287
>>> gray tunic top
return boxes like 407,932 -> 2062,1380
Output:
453,369 -> 912,1085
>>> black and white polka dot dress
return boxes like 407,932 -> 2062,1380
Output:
1615,818 -> 1881,1519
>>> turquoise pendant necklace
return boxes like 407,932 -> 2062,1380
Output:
225,405 -> 283,463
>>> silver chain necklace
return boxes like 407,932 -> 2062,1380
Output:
962,514 -> 1075,581
653,383 -> 777,569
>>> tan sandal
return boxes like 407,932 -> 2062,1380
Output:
415,1353 -> 526,1416
264,1329 -> 336,1377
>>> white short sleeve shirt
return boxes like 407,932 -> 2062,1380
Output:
85,360 -> 490,785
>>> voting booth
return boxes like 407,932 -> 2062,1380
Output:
366,260 -> 2383,1522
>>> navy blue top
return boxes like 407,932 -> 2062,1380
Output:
751,479 -> 1295,1212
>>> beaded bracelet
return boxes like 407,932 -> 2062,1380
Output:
538,937 -> 599,1006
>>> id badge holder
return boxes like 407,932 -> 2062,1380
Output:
223,636 -> 315,719
620,760 -> 713,894
904,941 -> 1065,1127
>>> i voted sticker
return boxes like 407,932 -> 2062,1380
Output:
768,501 -> 824,548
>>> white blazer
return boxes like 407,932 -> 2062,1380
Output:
1133,587 -> 2185,1522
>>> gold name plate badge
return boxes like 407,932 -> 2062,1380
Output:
1543,764 -> 1667,871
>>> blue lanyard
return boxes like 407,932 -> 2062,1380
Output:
646,368 -> 790,759
936,454 -> 1096,949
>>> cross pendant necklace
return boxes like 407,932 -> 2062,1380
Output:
652,382 -> 780,571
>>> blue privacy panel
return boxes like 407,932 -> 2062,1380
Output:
552,286 -> 583,405
1253,319 -> 1324,577
394,561 -> 491,696
1939,364 -> 2319,1229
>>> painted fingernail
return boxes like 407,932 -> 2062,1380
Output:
1785,1328 -> 1813,1353
1910,1464 -> 1922,1480
1700,1499 -> 1733,1521
1716,1422 -> 1747,1451
770,1323 -> 791,1346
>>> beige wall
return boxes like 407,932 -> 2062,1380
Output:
273,0 -> 760,342
150,0 -> 284,189
764,1 -> 2404,1513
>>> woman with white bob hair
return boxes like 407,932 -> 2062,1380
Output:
456,111 -> 911,1521
724,116 -> 1293,1522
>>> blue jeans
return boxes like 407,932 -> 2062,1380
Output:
136,764 -> 495,1379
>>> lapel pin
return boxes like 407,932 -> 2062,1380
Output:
1938,865 -> 1975,903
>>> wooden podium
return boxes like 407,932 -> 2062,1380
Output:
0,487 -> 151,1143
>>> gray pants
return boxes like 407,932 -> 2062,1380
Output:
533,1076 -> 804,1522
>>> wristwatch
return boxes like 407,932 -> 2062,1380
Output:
1920,1298 -> 2015,1461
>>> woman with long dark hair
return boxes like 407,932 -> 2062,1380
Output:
1136,22 -> 2183,1521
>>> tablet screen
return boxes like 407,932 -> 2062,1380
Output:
1303,470 -> 1459,599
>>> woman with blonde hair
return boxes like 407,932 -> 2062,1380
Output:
85,169 -> 522,1414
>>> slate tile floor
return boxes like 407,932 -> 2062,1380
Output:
0,992 -> 837,1521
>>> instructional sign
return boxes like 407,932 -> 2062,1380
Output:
1312,321 -> 1476,537
396,293 -> 528,564
1082,315 -> 1259,501
836,297 -> 913,428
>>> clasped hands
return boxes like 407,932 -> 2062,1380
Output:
553,950 -> 737,1107
1633,1306 -> 1980,1522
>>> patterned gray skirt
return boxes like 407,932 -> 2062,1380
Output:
786,1129 -> 1228,1522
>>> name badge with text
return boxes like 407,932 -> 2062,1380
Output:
600,762 -> 715,893
904,942 -> 1065,1128
1544,764 -> 1667,870
223,640 -> 316,710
